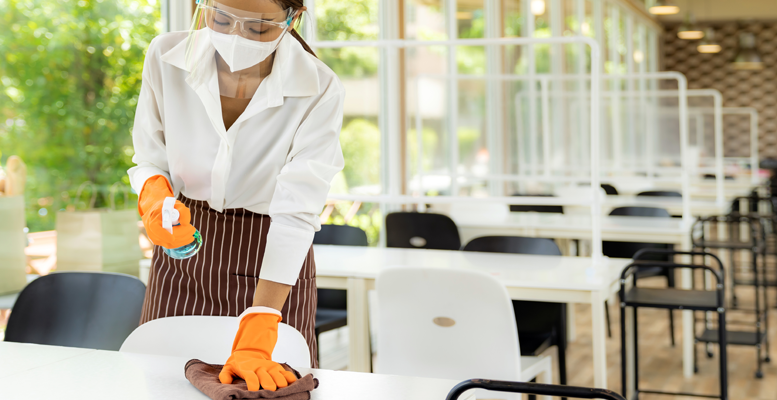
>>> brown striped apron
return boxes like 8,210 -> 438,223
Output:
139,195 -> 318,368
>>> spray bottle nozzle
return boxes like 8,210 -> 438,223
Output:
161,197 -> 180,234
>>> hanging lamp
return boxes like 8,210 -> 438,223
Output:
677,13 -> 704,40
649,0 -> 680,15
731,32 -> 764,70
697,28 -> 722,53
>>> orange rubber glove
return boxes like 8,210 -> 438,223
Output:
219,312 -> 298,391
138,175 -> 197,249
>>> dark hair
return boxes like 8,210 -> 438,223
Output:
276,0 -> 317,58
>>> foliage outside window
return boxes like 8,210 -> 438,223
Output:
314,0 -> 383,244
0,0 -> 160,231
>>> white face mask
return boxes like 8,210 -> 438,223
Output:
207,28 -> 286,73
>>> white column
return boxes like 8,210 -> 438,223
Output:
303,0 -> 318,41
485,0 -> 504,196
446,0 -> 460,195
167,0 -> 193,32
378,0 -> 401,246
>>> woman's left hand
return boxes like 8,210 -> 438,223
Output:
218,312 -> 298,391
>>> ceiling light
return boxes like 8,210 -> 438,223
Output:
697,28 -> 722,54
677,14 -> 703,40
731,32 -> 764,70
649,0 -> 679,15
531,0 -> 546,16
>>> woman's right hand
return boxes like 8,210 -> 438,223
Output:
138,175 -> 197,249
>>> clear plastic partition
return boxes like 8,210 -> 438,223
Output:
692,107 -> 760,186
406,75 -> 689,200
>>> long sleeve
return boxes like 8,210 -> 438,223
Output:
127,41 -> 170,195
259,90 -> 345,285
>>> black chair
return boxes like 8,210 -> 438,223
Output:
601,183 -> 619,195
5,272 -> 145,351
462,236 -> 568,386
703,174 -> 734,180
603,207 -> 676,345
619,249 -> 728,399
637,190 -> 682,198
509,194 -> 564,213
385,212 -> 461,250
314,224 -> 369,247
312,224 -> 369,363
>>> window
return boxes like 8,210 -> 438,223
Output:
0,0 -> 161,231
309,0 -> 383,243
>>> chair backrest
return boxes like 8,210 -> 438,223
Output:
609,206 -> 671,218
703,174 -> 734,180
5,272 -> 146,351
463,236 -> 562,256
385,212 -> 461,250
600,184 -> 618,195
120,316 -> 311,367
637,190 -> 682,198
461,237 -> 565,339
604,207 -> 672,260
509,194 -> 564,214
376,267 -> 521,382
313,224 -> 369,246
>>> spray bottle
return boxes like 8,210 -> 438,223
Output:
162,197 -> 203,260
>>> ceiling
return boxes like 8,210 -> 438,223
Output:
657,0 -> 777,22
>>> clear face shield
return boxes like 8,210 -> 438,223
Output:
186,0 -> 297,99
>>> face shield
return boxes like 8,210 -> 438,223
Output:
186,0 -> 295,99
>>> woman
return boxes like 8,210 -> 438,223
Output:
128,0 -> 344,391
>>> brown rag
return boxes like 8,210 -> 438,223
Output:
184,359 -> 319,400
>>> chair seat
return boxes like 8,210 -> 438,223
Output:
624,288 -> 718,311
697,329 -> 765,346
314,308 -> 348,335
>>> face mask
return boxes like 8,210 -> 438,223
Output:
207,28 -> 287,73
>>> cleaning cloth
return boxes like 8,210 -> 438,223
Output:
185,359 -> 318,400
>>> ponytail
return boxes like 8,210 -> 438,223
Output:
290,29 -> 317,59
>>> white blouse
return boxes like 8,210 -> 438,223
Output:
128,31 -> 345,285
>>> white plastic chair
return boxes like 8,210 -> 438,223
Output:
376,267 -> 552,400
119,316 -> 311,368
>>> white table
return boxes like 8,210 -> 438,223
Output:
451,212 -> 690,247
312,246 -> 632,389
601,195 -> 727,216
140,248 -> 630,388
0,341 -> 474,399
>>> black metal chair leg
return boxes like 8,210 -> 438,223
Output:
620,302 -> 628,398
559,304 -> 568,386
719,310 -> 728,400
606,300 -> 612,338
634,307 -> 640,397
667,273 -> 676,347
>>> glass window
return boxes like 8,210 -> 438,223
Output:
405,0 -> 447,41
0,0 -> 161,231
313,0 -> 382,244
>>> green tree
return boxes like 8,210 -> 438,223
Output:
314,0 -> 378,78
339,117 -> 380,189
0,0 -> 160,231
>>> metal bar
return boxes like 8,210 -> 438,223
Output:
327,193 -> 593,206
541,78 -> 552,177
713,93 -> 725,208
446,0 -> 459,195
445,379 -> 627,400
